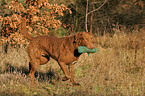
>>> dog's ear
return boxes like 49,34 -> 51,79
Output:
74,34 -> 80,43
73,32 -> 85,43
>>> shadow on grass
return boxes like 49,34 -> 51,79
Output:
3,63 -> 60,85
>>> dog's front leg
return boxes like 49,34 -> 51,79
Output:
69,64 -> 80,86
58,62 -> 71,81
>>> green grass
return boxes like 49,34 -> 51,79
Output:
0,30 -> 145,95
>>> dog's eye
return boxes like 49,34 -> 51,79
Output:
91,37 -> 94,40
85,38 -> 88,41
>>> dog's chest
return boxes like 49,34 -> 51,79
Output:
58,52 -> 79,65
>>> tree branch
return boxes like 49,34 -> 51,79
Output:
87,0 -> 107,16
85,0 -> 107,32
85,0 -> 89,32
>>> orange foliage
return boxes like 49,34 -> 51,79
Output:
1,0 -> 71,46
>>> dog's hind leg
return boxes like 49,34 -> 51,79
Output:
40,53 -> 50,65
29,59 -> 40,84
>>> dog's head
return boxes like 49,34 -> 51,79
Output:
74,32 -> 95,49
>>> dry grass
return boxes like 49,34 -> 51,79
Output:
0,30 -> 145,95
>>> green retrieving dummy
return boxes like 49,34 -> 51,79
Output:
77,46 -> 98,54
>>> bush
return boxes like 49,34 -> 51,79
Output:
0,0 -> 71,46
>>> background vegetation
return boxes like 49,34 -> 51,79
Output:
0,0 -> 145,95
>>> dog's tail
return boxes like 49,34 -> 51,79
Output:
19,17 -> 34,40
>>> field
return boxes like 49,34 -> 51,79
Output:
0,29 -> 145,95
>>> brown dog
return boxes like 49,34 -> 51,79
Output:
20,17 -> 95,85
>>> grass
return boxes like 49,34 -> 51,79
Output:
0,29 -> 145,95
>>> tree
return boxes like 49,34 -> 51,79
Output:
61,0 -> 145,34
85,0 -> 107,33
